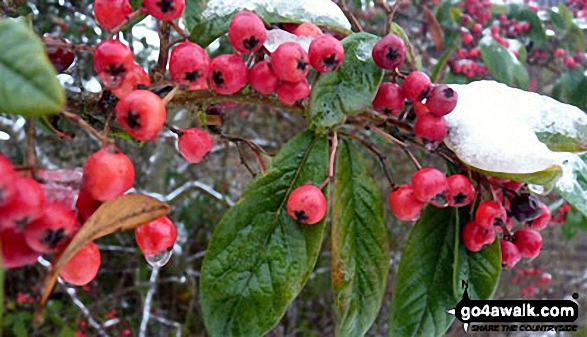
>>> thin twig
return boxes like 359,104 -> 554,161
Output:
109,9 -> 143,36
61,110 -> 110,145
43,41 -> 95,52
339,132 -> 395,188
370,125 -> 423,170
162,85 -> 181,105
338,0 -> 363,32
25,118 -> 37,167
376,0 -> 401,35
169,21 -> 190,39
221,134 -> 268,173
139,267 -> 160,337
235,143 -> 257,178
319,132 -> 338,190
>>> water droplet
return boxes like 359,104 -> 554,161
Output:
528,184 -> 552,196
145,250 -> 173,268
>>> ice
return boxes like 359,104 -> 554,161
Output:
145,250 -> 173,268
445,81 -> 586,175
355,40 -> 375,61
264,29 -> 313,53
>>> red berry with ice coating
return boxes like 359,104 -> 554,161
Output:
135,216 -> 177,256
115,90 -> 166,141
75,189 -> 103,222
412,168 -> 449,207
513,229 -> 542,259
228,11 -> 266,53
475,201 -> 507,229
371,33 -> 405,70
248,61 -> 278,95
94,40 -> 134,89
169,41 -> 211,90
0,176 -> 46,230
142,0 -> 185,21
426,84 -> 458,117
82,146 -> 135,202
93,0 -> 132,30
277,79 -> 310,105
526,203 -> 551,231
270,42 -> 309,82
24,202 -> 78,253
209,54 -> 248,95
309,35 -> 344,73
401,71 -> 432,102
177,128 -> 214,164
293,23 -> 323,38
287,185 -> 326,225
0,153 -> 16,207
372,82 -> 405,116
389,185 -> 425,221
446,174 -> 475,207
462,221 -> 496,252
414,114 -> 448,142
0,228 -> 41,268
59,242 -> 101,286
500,239 -> 521,269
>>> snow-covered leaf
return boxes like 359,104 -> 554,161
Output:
188,0 -> 352,47
555,155 -> 587,217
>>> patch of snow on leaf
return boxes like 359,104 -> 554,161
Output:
264,29 -> 313,53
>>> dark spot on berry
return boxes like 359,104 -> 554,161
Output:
296,59 -> 308,71
493,217 -> 504,227
156,0 -> 174,13
386,47 -> 400,61
107,64 -> 127,77
294,210 -> 309,222
442,88 -> 455,98
418,86 -> 431,101
125,111 -> 142,130
137,84 -> 148,90
15,217 -> 30,230
383,108 -> 392,115
184,70 -> 201,82
243,36 -> 260,50
453,192 -> 467,205
42,228 -> 66,248
212,70 -> 224,86
322,55 -> 339,69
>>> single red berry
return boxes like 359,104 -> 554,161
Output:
169,42 -> 211,90
0,228 -> 41,268
462,221 -> 496,252
111,63 -> 151,99
461,33 -> 474,44
309,35 -> 344,73
538,272 -> 552,285
142,0 -> 185,21
292,23 -> 323,38
411,168 -> 449,207
209,54 -> 248,95
276,79 -> 311,105
24,202 -> 78,253
564,55 -> 577,69
59,241 -> 101,286
248,60 -> 279,95
446,174 -> 475,207
413,101 -> 429,117
115,90 -> 167,141
75,189 -> 103,223
0,176 -> 46,230
513,229 -> 542,259
228,11 -> 267,53
93,40 -> 134,90
526,203 -> 551,231
177,128 -> 214,163
425,84 -> 458,117
82,146 -> 135,202
371,33 -> 405,70
93,0 -> 132,30
554,48 -> 565,59
401,71 -> 432,102
414,114 -> 448,142
270,42 -> 309,82
472,23 -> 482,34
0,153 -> 16,207
389,185 -> 425,221
43,37 -> 76,73
475,201 -> 507,229
286,185 -> 326,225
135,216 -> 177,256
500,239 -> 521,269
372,82 -> 405,116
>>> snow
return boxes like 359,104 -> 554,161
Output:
264,29 -> 313,53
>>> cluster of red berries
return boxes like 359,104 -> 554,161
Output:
460,0 -> 492,26
94,0 -> 185,30
389,168 -> 475,221
512,267 -> 552,298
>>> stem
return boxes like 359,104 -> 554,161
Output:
109,9 -> 143,36
25,118 -> 37,167
162,85 -> 181,105
164,122 -> 181,135
319,132 -> 338,190
169,20 -> 190,39
235,143 -> 257,178
139,267 -> 159,337
338,0 -> 363,32
370,125 -> 422,170
43,41 -> 95,52
221,134 -> 268,173
340,132 -> 395,188
376,0 -> 401,35
61,110 -> 110,145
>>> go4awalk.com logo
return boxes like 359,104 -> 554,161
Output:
447,281 -> 579,333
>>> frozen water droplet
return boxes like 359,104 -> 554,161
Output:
145,250 -> 173,268
355,40 -> 374,61
528,184 -> 551,196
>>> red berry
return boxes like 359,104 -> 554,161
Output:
513,229 -> 542,259
94,40 -> 134,90
292,23 -> 323,38
44,37 -> 76,73
228,11 -> 267,53
526,203 -> 551,231
309,35 -> 345,73
500,239 -> 521,269
0,228 -> 41,268
462,221 -> 496,252
169,41 -> 211,90
75,189 -> 103,222
24,202 -> 78,253
0,176 -> 46,230
475,201 -> 506,229
371,33 -> 405,70
177,128 -> 214,163
425,84 -> 458,117
111,63 -> 151,99
0,153 -> 16,207
538,272 -> 552,285
82,146 -> 135,202
115,90 -> 166,141
389,185 -> 425,221
270,42 -> 309,82
413,101 -> 429,117
93,0 -> 132,30
564,55 -> 577,69
142,0 -> 185,21
401,71 -> 432,102
135,216 -> 177,256
412,168 -> 449,207
286,185 -> 326,225
446,174 -> 475,207
59,242 -> 101,286
209,54 -> 248,95
248,60 -> 279,95
472,23 -> 482,34
414,114 -> 448,142
372,82 -> 405,116
554,48 -> 565,59
461,33 -> 474,44
276,79 -> 310,105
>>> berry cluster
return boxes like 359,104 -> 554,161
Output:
512,267 -> 553,298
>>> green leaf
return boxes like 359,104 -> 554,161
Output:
189,0 -> 352,47
549,5 -> 575,34
307,33 -> 384,132
0,19 -> 65,116
460,162 -> 563,186
184,0 -> 206,33
479,37 -> 529,89
431,42 -> 458,83
509,5 -> 547,46
555,156 -> 587,218
331,140 -> 389,337
200,131 -> 329,337
389,22 -> 422,70
552,68 -> 587,111
561,206 -> 587,240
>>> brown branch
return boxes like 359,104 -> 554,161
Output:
340,131 -> 395,188
61,110 -> 110,145
25,118 -> 37,167
169,21 -> 190,39
221,134 -> 268,173
319,132 -> 338,190
43,41 -> 95,53
338,0 -> 363,32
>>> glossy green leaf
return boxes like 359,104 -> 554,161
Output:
0,19 -> 65,116
479,37 -> 529,89
549,5 -> 575,33
509,5 -> 547,46
189,0 -> 352,47
200,131 -> 329,337
561,206 -> 587,240
307,33 -> 384,132
555,156 -> 587,218
184,0 -> 206,33
331,140 -> 389,337
461,161 -> 563,186
552,68 -> 587,111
